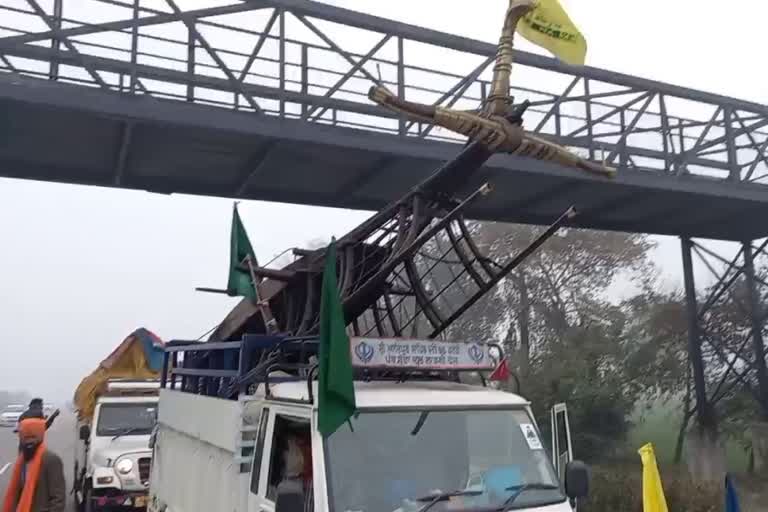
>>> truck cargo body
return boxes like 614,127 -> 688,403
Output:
149,389 -> 262,512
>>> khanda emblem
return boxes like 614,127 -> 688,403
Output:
354,340 -> 376,363
368,0 -> 615,178
468,344 -> 485,364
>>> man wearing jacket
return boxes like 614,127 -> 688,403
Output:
18,399 -> 58,428
1,418 -> 66,512
13,399 -> 60,439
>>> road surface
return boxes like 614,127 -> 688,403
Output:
0,410 -> 75,510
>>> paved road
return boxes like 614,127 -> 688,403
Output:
0,411 -> 75,510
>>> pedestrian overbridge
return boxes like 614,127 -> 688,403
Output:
1,0 -> 767,242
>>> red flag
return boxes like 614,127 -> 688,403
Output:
489,358 -> 510,381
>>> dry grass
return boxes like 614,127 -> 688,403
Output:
582,464 -> 727,512
734,474 -> 768,512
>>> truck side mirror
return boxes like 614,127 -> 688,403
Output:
79,424 -> 91,441
564,460 -> 590,499
274,479 -> 305,512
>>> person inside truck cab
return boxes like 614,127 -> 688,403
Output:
268,421 -> 313,512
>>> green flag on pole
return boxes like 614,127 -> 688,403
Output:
227,203 -> 258,300
317,238 -> 356,437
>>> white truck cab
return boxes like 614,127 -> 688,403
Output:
75,380 -> 159,511
147,336 -> 589,512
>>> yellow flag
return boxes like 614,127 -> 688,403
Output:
638,443 -> 669,512
518,0 -> 587,66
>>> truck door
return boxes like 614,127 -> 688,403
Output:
248,408 -> 273,512
248,406 -> 313,512
549,403 -> 573,483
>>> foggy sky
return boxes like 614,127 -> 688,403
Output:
0,0 -> 764,402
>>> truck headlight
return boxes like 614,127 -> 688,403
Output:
116,459 -> 134,475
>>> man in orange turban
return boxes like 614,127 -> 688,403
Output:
2,418 -> 65,512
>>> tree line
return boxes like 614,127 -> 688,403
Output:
430,221 -> 766,469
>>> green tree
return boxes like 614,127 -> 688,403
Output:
623,278 -> 766,470
622,290 -> 690,462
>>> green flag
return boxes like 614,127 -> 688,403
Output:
227,203 -> 258,300
317,238 -> 356,437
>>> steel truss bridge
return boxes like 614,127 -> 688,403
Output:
0,0 -> 767,430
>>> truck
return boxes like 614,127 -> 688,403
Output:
147,335 -> 589,512
72,328 -> 166,512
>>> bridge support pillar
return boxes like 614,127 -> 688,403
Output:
752,423 -> 768,474
681,237 -> 725,482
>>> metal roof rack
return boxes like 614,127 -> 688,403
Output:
161,335 -> 504,402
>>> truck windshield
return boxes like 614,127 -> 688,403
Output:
96,403 -> 157,437
325,409 -> 564,512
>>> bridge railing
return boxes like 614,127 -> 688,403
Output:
1,0 -> 767,186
